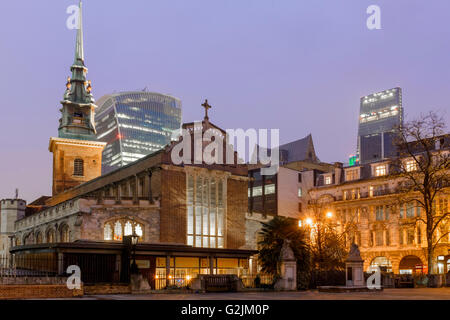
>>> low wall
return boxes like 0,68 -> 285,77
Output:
0,284 -> 83,299
0,277 -> 67,285
84,284 -> 131,295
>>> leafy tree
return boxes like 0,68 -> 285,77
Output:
257,216 -> 311,288
392,111 -> 450,275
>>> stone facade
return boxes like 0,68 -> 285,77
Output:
0,199 -> 26,257
308,165 -> 450,274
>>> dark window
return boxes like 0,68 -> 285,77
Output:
298,173 -> 302,183
74,112 -> 83,118
298,202 -> 302,213
73,159 -> 84,176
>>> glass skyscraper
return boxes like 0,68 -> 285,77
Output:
95,91 -> 182,174
357,87 -> 403,164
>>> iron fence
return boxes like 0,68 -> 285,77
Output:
241,274 -> 275,288
0,255 -> 59,278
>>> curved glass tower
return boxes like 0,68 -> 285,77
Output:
95,91 -> 182,174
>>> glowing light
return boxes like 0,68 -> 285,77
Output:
326,212 -> 333,219
168,275 -> 173,279
186,275 -> 191,281
306,218 -> 313,226
155,275 -> 159,279
298,220 -> 302,228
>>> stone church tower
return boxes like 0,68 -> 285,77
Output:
49,1 -> 105,195
0,198 -> 26,257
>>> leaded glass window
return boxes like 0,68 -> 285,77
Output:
114,221 -> 123,241
105,219 -> 143,241
104,224 -> 112,240
124,221 -> 133,236
187,174 -> 225,248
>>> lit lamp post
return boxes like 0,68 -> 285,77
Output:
130,231 -> 139,274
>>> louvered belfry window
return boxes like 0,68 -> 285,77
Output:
73,158 -> 84,176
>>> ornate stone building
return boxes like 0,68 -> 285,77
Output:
308,156 -> 450,275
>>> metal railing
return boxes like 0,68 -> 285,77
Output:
241,274 -> 275,288
0,256 -> 59,278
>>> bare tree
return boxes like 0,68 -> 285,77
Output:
392,111 -> 450,275
307,199 -> 347,271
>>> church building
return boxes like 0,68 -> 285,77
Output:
9,1 -> 256,288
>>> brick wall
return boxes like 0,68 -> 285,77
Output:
84,284 -> 131,295
0,284 -> 83,299
226,178 -> 247,249
160,169 -> 187,244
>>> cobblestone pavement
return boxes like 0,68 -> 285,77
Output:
72,288 -> 450,300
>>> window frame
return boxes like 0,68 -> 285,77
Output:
73,158 -> 84,177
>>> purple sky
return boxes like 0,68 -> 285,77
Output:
0,0 -> 449,202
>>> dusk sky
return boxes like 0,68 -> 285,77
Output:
0,0 -> 449,202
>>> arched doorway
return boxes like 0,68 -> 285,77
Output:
399,255 -> 424,274
369,256 -> 393,273
437,255 -> 450,274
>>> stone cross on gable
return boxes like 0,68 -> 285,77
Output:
201,99 -> 212,121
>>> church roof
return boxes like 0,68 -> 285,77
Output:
253,134 -> 320,166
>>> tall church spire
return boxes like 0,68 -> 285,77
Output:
59,0 -> 96,140
50,0 -> 106,197
74,0 -> 85,66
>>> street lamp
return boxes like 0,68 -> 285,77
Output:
130,231 -> 139,274
326,211 -> 333,219
305,218 -> 313,226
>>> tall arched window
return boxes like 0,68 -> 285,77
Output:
73,159 -> 84,176
47,229 -> 55,243
35,232 -> 43,244
24,233 -> 33,245
135,224 -> 143,237
114,221 -> 123,241
124,221 -> 133,236
60,225 -> 70,243
104,223 -> 113,240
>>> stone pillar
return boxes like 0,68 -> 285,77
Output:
147,170 -> 154,204
345,244 -> 365,287
58,253 -> 64,275
97,189 -> 104,205
133,175 -> 139,205
274,240 -> 297,291
115,183 -> 121,204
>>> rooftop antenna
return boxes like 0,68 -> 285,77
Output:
15,188 -> 18,199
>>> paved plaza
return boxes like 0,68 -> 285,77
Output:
68,288 -> 450,300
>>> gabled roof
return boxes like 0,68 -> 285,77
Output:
253,134 -> 320,165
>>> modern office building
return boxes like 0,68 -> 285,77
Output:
95,91 -> 182,174
357,87 -> 403,164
